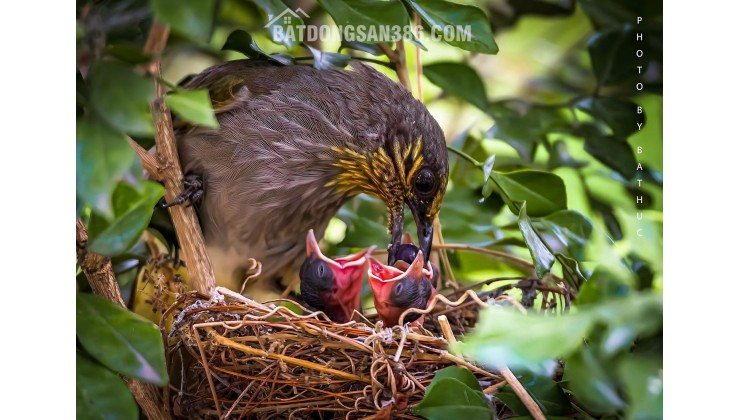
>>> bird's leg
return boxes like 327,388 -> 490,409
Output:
160,173 -> 204,208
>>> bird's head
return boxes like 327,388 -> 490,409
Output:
326,65 -> 448,265
367,250 -> 436,326
299,229 -> 374,323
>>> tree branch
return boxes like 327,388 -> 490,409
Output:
76,219 -> 170,420
141,20 -> 216,295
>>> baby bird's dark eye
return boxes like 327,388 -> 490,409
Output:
414,168 -> 437,198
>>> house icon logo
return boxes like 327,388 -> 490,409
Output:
265,7 -> 309,28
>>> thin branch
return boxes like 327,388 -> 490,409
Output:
498,366 -> 546,420
141,20 -> 216,295
76,219 -> 170,420
433,242 -> 535,272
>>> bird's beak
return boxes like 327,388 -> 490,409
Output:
306,229 -> 375,268
415,216 -> 434,266
305,229 -> 334,265
388,205 -> 433,266
369,250 -> 427,286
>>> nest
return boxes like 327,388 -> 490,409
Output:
161,287 -> 506,419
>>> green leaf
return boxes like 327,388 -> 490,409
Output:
517,203 -> 555,277
254,0 -> 304,48
111,182 -> 141,217
424,62 -> 488,111
76,294 -> 168,386
584,135 -> 637,179
558,254 -> 589,291
77,117 -> 136,215
222,30 -> 294,65
407,0 -> 498,54
497,371 -> 572,416
341,40 -> 385,56
487,106 -> 569,162
576,97 -> 645,138
88,181 -> 164,256
77,354 -> 137,420
588,25 -> 636,87
618,356 -> 663,420
564,346 -> 625,414
88,61 -> 155,136
429,366 -> 482,390
306,45 -> 351,70
318,0 -> 408,41
457,305 -> 593,370
413,377 -> 492,420
481,154 -> 496,198
492,170 -> 567,217
165,89 -> 219,128
533,210 -> 593,261
149,0 -> 215,43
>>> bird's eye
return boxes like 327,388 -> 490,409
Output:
413,168 -> 437,198
314,261 -> 331,281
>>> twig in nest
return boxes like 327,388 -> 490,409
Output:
239,258 -> 262,295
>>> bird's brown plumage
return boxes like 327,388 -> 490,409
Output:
174,59 -> 448,299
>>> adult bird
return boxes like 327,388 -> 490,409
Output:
171,59 -> 448,300
299,230 -> 374,323
368,250 -> 436,326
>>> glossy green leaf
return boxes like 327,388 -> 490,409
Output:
76,294 -> 168,386
481,154 -> 496,198
88,181 -> 164,256
341,40 -> 385,56
497,370 -> 572,416
557,254 -> 589,291
576,97 -> 645,138
413,377 -> 492,420
318,0 -> 408,41
618,356 -> 663,420
77,354 -> 137,420
150,0 -> 215,43
165,89 -> 219,128
425,62 -> 488,111
222,30 -> 295,65
88,62 -> 155,136
487,106 -> 569,161
307,45 -> 351,70
563,346 -> 625,414
517,203 -> 555,277
407,0 -> 498,54
588,25 -> 636,86
493,170 -> 567,217
584,135 -> 637,179
77,118 -> 136,215
429,366 -> 482,390
533,210 -> 593,261
457,305 -> 593,369
254,0 -> 304,48
111,181 -> 140,217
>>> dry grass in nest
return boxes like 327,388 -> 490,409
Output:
161,287 -> 505,419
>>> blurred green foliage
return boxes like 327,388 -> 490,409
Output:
77,0 -> 662,418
